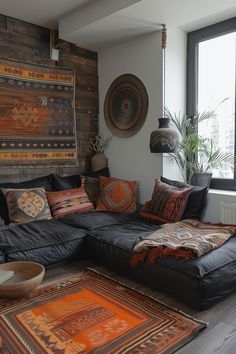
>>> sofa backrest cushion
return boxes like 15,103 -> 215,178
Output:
51,168 -> 110,192
51,174 -> 81,191
83,167 -> 110,178
160,176 -> 208,220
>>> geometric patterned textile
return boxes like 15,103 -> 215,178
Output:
0,58 -> 76,166
131,219 -> 236,267
96,176 -> 137,213
46,187 -> 94,219
140,179 -> 193,224
2,187 -> 52,224
0,269 -> 206,353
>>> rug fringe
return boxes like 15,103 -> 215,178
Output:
87,267 -> 208,327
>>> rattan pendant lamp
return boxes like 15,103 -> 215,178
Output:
149,25 -> 179,153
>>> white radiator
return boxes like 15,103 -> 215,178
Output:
220,202 -> 236,224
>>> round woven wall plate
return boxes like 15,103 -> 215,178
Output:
104,74 -> 149,137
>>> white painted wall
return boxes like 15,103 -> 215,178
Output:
162,27 -> 187,181
98,32 -> 163,202
98,26 -> 236,222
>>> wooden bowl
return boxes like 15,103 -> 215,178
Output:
0,261 -> 45,298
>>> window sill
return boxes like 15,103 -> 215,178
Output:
208,189 -> 236,196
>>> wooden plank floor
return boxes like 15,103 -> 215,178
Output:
45,260 -> 236,354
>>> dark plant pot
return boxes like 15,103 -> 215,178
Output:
193,173 -> 212,188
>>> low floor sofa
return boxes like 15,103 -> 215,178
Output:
0,173 -> 236,311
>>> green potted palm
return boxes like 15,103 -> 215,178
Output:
165,107 -> 233,186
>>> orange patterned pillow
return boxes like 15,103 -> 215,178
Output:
140,179 -> 193,223
47,187 -> 94,219
96,176 -> 137,213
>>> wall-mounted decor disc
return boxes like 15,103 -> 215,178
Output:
104,74 -> 149,137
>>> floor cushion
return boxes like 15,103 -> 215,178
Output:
87,221 -> 236,309
0,220 -> 87,267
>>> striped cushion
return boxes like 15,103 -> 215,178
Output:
47,187 -> 94,219
140,179 -> 193,223
96,176 -> 137,213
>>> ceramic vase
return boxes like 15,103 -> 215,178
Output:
150,117 -> 179,153
91,152 -> 108,171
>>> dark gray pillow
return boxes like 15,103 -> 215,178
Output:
82,176 -> 100,207
51,174 -> 81,191
160,176 -> 208,220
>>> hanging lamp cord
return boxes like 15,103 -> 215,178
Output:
162,24 -> 167,117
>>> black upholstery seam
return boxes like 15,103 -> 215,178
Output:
0,235 -> 86,255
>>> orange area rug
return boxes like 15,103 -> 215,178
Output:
0,269 -> 206,353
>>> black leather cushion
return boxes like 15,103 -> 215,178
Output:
84,167 -> 110,178
0,219 -> 87,266
51,168 -> 110,192
161,176 -> 208,219
51,167 -> 110,192
88,222 -> 236,309
51,174 -> 81,191
61,210 -> 139,231
0,250 -> 4,264
0,175 -> 53,223
0,217 -> 7,230
88,221 -> 159,250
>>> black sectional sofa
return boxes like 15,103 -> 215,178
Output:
0,174 -> 236,310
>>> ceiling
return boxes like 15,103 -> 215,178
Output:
0,0 -> 93,28
0,0 -> 236,50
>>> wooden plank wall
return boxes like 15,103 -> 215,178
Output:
0,14 -> 99,182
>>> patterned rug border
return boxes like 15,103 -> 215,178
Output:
86,267 -> 208,328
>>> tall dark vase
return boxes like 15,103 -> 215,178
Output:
150,118 -> 179,153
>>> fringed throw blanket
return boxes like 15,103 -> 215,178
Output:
131,219 -> 236,268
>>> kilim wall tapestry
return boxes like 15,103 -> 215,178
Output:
0,58 -> 77,166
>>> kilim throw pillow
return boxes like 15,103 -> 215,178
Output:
96,176 -> 137,213
2,187 -> 52,225
160,176 -> 208,220
140,179 -> 193,223
47,187 -> 94,219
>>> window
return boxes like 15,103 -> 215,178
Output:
187,17 -> 236,190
